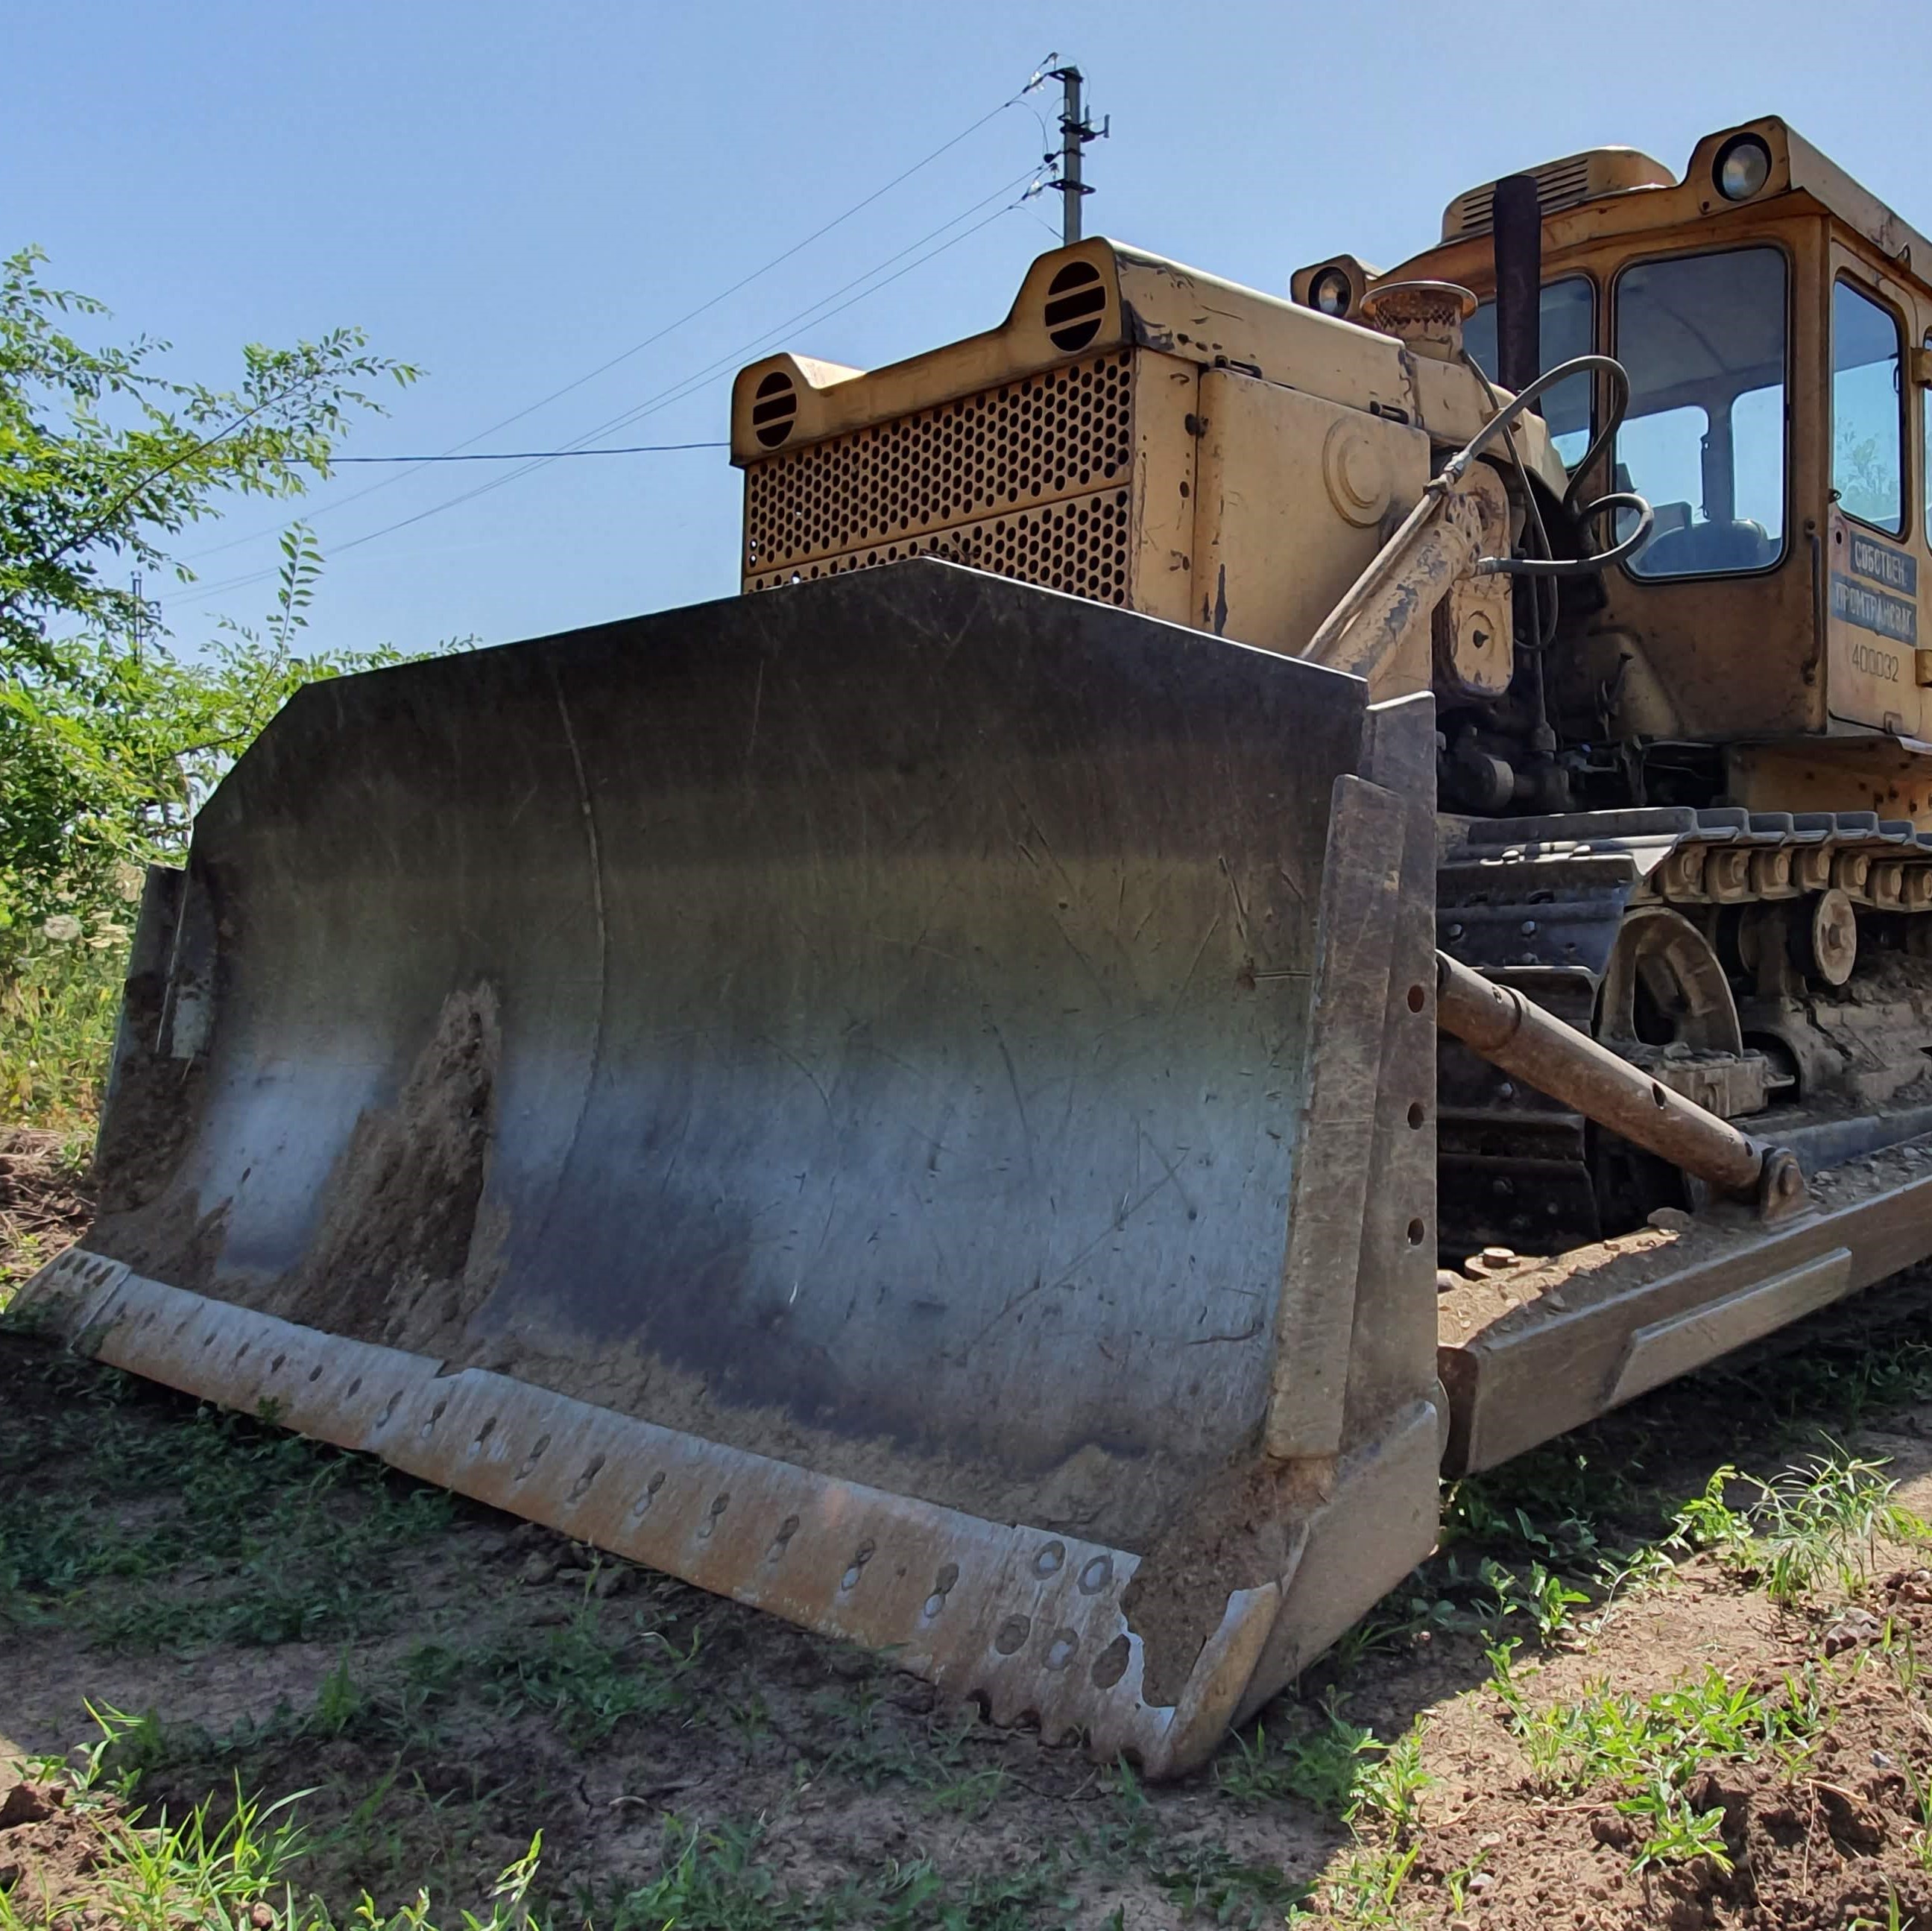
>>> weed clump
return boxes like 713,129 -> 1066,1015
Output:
1673,1450 -> 1928,1607
0,1712 -> 540,1930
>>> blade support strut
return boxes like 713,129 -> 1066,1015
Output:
1434,947 -> 1806,1215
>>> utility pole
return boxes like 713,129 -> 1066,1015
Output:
1048,66 -> 1108,246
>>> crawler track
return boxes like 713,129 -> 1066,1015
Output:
1438,806 -> 1932,1256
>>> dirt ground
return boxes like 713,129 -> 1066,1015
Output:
7,1134 -> 1932,1927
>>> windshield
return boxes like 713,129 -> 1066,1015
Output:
1465,275 -> 1594,466
1612,246 -> 1788,578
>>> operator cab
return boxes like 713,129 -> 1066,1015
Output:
1294,121 -> 1932,821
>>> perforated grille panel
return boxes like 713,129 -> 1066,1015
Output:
742,351 -> 1136,605
745,489 -> 1133,603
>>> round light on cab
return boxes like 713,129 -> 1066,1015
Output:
1714,133 -> 1772,203
1309,266 -> 1354,316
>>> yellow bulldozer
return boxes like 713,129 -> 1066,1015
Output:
25,115 -> 1932,1775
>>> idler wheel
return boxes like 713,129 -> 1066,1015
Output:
1803,888 -> 1857,987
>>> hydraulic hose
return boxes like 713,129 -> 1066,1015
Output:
1448,354 -> 1655,578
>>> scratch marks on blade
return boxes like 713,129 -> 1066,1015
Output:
1184,1321 -> 1265,1346
744,657 -> 765,795
985,1021 -> 1034,1174
530,669 -> 611,1247
1172,911 -> 1224,1011
921,1096 -> 960,1177
958,1137 -> 1190,1354
757,1037 -> 836,1123
654,1104 -> 695,1200
1009,791 -> 1074,892
1132,1124 -> 1200,1225
1219,857 -> 1253,949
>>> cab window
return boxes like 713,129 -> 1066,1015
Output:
1832,279 -> 1904,533
1464,275 -> 1594,466
1612,247 -> 1787,578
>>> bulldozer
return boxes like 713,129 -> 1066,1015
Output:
23,114 -> 1932,1776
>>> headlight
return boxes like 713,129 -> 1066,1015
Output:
1309,266 -> 1354,317
1714,134 -> 1772,203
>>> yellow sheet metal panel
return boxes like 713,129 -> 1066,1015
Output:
1187,369 -> 1429,661
1725,740 -> 1932,829
1125,350 -> 1199,626
1821,241 -> 1931,743
729,239 -> 1132,461
1401,119 -> 1932,302
1538,212 -> 1832,749
732,239 -> 1532,481
1440,148 -> 1676,243
1782,125 -> 1932,279
1112,249 -> 1407,412
1114,247 -> 1549,477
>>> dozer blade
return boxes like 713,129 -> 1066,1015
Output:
21,561 -> 1444,1776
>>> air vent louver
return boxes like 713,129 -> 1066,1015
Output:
751,370 -> 798,449
1440,148 -> 1674,241
1043,261 -> 1107,352
1455,157 -> 1594,236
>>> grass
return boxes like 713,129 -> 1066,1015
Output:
96,1693 -> 1315,1931
1261,1433 -> 1932,1922
4,1388 -> 1930,1927
1480,1597 -> 1845,1887
1672,1450 -> 1928,1606
582,1815 -> 1085,1931
1493,1645 -> 1828,1879
28,1335 -> 1137,1931
1216,1703 -> 1378,1810
1395,1336 -> 1932,1677
0,941 -> 119,1131
0,1128 -> 91,1307
1216,1699 -> 1430,1828
406,1605 -> 705,1749
0,1350 -> 455,1646
1097,1763 -> 1319,1927
1248,1722 -> 1432,1927
0,1713 -> 541,1931
1213,1695 -> 1438,1927
79,1594 -> 713,1785
1455,1441 -> 1931,1888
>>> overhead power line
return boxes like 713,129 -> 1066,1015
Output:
317,442 -> 727,463
188,166 -> 1047,601
326,178 -> 1043,566
180,54 -> 1060,569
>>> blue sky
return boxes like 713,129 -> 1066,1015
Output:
11,0 -> 1932,660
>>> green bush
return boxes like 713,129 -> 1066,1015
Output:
0,247 -> 454,1125
0,921 -> 127,1127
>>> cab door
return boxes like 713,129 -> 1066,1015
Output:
1823,255 -> 1925,736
